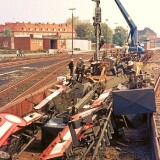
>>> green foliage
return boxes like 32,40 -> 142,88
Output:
66,16 -> 81,28
76,22 -> 94,40
112,26 -> 128,46
66,16 -> 113,43
101,23 -> 113,44
66,16 -> 94,41
2,28 -> 13,37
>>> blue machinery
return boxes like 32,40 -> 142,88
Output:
92,0 -> 138,59
114,0 -> 138,46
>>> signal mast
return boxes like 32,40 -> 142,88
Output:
92,0 -> 102,61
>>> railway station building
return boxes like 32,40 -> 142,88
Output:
0,22 -> 80,52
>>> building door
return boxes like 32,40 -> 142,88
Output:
51,40 -> 55,49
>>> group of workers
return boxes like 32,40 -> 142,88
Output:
16,49 -> 25,57
123,42 -> 144,58
68,41 -> 144,84
68,57 -> 85,82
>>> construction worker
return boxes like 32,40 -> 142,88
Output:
68,59 -> 74,76
16,50 -> 20,57
99,36 -> 105,50
123,42 -> 129,55
75,57 -> 85,82
19,49 -> 25,57
137,43 -> 144,59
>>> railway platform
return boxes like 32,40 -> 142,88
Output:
0,50 -> 91,59
0,52 -> 52,59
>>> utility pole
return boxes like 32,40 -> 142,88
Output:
92,0 -> 101,61
69,8 -> 76,56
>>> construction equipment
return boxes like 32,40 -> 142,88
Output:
114,0 -> 138,51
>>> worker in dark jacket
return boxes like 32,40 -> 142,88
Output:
137,43 -> 144,59
68,59 -> 74,76
75,57 -> 85,82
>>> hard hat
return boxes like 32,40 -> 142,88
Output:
79,57 -> 82,60
128,61 -> 134,66
71,59 -> 73,61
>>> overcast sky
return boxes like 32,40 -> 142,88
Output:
0,0 -> 160,36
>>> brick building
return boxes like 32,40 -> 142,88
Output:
138,27 -> 156,41
138,27 -> 159,48
0,22 -> 76,51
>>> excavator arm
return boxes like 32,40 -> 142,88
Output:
114,0 -> 138,46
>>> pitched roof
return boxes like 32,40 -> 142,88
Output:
0,22 -> 75,33
138,27 -> 156,35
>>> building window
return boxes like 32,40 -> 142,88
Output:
35,28 -> 39,31
53,28 -> 56,31
22,28 -> 26,31
3,41 -> 8,47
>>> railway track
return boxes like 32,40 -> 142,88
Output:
0,54 -> 91,107
142,49 -> 160,160
0,60 -> 68,107
152,76 -> 160,160
0,53 -> 69,68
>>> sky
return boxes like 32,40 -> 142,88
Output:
0,0 -> 160,36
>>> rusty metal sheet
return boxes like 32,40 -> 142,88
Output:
113,87 -> 156,115
0,81 -> 61,117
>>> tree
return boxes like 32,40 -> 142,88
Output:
66,16 -> 81,28
2,28 -> 13,37
100,23 -> 113,44
66,16 -> 95,41
112,26 -> 128,46
76,22 -> 94,40
65,16 -> 114,43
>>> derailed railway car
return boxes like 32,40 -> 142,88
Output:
0,48 -> 158,160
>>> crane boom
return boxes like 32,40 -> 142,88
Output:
114,0 -> 138,45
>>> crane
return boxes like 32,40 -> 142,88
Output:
114,0 -> 138,47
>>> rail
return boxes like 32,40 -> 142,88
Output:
0,59 -> 69,107
0,54 -> 91,107
152,75 -> 160,160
